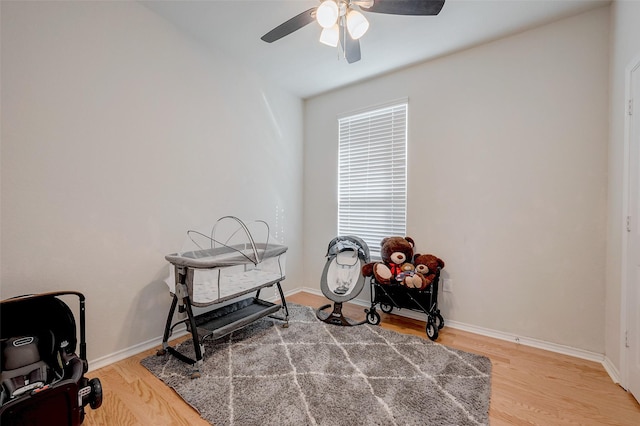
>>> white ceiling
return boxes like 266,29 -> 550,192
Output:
141,0 -> 609,99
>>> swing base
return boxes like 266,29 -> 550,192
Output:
316,302 -> 366,326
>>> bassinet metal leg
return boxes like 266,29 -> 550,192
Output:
158,294 -> 179,353
158,278 -> 204,378
257,282 -> 289,328
275,282 -> 289,328
179,284 -> 204,378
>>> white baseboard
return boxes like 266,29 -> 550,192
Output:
290,287 -> 614,380
602,356 -> 621,385
88,286 -> 616,386
87,288 -> 299,372
88,328 -> 189,372
294,286 -> 325,298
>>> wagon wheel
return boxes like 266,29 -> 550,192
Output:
435,313 -> 445,330
366,310 -> 381,325
426,321 -> 439,341
380,303 -> 393,314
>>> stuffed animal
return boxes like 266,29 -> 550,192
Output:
362,236 -> 423,287
412,253 -> 445,290
395,262 -> 417,286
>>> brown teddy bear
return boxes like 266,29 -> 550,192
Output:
362,236 -> 423,287
412,253 -> 445,290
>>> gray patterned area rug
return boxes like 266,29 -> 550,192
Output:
141,304 -> 491,426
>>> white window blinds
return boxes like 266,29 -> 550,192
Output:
338,101 -> 408,259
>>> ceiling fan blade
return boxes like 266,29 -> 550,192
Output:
341,30 -> 361,64
366,0 -> 445,16
261,8 -> 316,43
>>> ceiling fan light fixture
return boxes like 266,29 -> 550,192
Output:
317,1 -> 339,29
346,9 -> 369,40
319,24 -> 339,47
261,0 -> 446,64
353,0 -> 374,8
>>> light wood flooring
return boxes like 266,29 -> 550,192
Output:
83,292 -> 640,425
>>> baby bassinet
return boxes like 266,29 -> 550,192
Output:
158,216 -> 289,378
0,291 -> 102,426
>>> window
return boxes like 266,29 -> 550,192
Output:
337,100 -> 408,259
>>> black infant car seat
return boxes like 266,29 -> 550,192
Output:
0,291 -> 102,426
1,335 -> 51,403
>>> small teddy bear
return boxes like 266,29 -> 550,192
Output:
394,262 -> 417,285
412,253 -> 445,290
362,236 -> 423,288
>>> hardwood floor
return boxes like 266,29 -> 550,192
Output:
83,292 -> 640,425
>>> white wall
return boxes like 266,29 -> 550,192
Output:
304,7 -> 610,353
606,0 -> 640,376
1,0 -> 621,367
0,1 -> 304,363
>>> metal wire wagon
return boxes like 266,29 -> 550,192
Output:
365,268 -> 445,341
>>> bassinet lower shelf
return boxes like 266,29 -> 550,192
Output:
192,297 -> 281,341
159,267 -> 289,378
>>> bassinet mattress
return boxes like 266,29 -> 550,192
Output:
188,268 -> 284,305
165,243 -> 287,306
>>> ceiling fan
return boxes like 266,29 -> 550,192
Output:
261,0 -> 446,64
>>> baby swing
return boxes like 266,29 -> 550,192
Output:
316,236 -> 370,326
